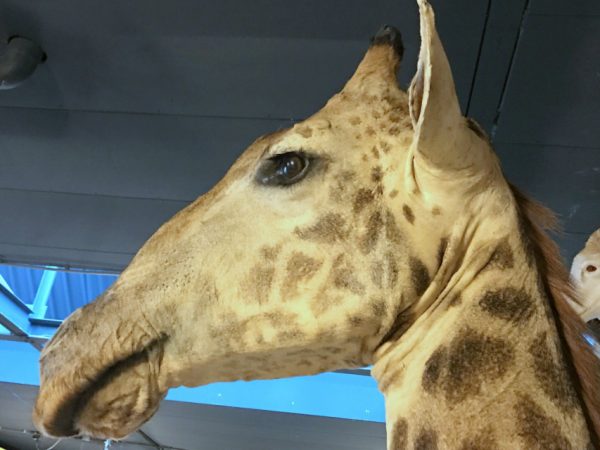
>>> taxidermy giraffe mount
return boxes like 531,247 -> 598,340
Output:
33,1 -> 600,448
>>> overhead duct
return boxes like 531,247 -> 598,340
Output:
0,36 -> 45,90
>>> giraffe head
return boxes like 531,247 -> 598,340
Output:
571,228 -> 600,325
34,0 -> 507,439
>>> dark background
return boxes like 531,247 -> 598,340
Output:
0,0 -> 598,272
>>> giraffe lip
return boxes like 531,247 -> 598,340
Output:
74,340 -> 166,439
34,339 -> 167,439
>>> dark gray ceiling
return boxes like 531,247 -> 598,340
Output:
0,382 -> 385,450
0,1 -> 596,271
4,0 -> 597,271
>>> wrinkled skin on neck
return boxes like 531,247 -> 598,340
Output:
33,1 -> 593,447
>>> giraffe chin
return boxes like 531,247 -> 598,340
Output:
74,342 -> 167,440
35,341 -> 167,440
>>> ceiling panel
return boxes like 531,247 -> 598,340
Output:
144,400 -> 385,450
0,382 -> 386,450
0,0 -> 494,270
494,15 -> 600,148
467,0 -> 527,132
496,143 -> 600,235
0,189 -> 184,270
0,0 -> 486,118
530,0 -> 600,15
0,107 -> 289,201
0,242 -> 130,272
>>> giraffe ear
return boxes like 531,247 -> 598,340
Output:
409,0 -> 479,171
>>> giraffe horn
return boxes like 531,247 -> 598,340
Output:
341,25 -> 404,94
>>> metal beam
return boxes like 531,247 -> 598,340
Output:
31,269 -> 57,318
0,281 -> 33,337
0,280 -> 57,350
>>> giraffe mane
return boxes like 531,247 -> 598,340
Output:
510,184 -> 600,445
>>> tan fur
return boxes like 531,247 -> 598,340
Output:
511,186 -> 600,446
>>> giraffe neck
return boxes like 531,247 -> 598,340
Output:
372,234 -> 593,449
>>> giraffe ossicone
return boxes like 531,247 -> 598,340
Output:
33,1 -> 599,448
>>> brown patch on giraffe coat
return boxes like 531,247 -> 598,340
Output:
353,188 -> 375,214
422,347 -> 446,393
388,125 -> 401,136
277,328 -> 306,342
243,264 -> 275,304
389,189 -> 399,199
414,428 -> 438,450
514,394 -> 572,450
483,238 -> 515,271
370,298 -> 387,317
349,116 -> 361,126
422,328 -> 514,402
389,113 -> 402,123
329,170 -> 356,202
402,204 -> 415,224
432,206 -> 441,216
410,258 -> 430,297
333,263 -> 365,295
389,418 -> 408,450
385,210 -> 403,245
371,166 -> 383,184
478,287 -> 535,324
283,252 -> 322,298
459,427 -> 499,450
365,126 -> 376,137
295,213 -> 347,243
360,211 -> 383,254
260,245 -> 281,261
529,332 -> 578,411
379,141 -> 391,153
370,146 -> 380,159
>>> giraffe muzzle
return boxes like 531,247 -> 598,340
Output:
32,288 -> 170,439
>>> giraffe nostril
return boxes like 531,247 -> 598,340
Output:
585,264 -> 597,273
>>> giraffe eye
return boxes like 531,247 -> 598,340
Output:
585,264 -> 597,273
257,152 -> 311,186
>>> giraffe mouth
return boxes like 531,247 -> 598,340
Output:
33,285 -> 170,440
34,338 -> 167,439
